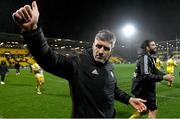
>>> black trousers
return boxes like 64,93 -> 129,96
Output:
16,69 -> 20,73
1,74 -> 5,81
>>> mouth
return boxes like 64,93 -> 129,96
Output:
96,55 -> 105,59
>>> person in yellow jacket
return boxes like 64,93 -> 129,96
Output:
31,63 -> 45,94
166,55 -> 177,87
155,57 -> 162,70
155,57 -> 163,85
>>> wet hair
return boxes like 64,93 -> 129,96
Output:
95,29 -> 116,48
140,40 -> 154,50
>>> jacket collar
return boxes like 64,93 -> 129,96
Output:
84,48 -> 109,68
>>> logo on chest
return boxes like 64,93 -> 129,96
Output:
91,69 -> 99,75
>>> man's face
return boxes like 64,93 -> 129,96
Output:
92,39 -> 112,64
148,41 -> 157,54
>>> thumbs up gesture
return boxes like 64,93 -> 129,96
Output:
12,1 -> 39,31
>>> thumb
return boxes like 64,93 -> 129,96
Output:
139,99 -> 147,102
32,1 -> 38,11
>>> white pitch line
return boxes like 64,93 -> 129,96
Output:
157,95 -> 180,100
14,74 -> 66,83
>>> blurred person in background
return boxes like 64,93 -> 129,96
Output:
0,61 -> 8,85
155,56 -> 162,71
14,61 -> 21,75
166,55 -> 177,87
32,62 -> 45,95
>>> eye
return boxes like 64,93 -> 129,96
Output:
104,46 -> 110,51
95,44 -> 103,49
95,44 -> 110,51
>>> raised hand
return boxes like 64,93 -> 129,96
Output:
12,1 -> 39,31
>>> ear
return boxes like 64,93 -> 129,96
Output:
146,46 -> 150,51
92,42 -> 95,48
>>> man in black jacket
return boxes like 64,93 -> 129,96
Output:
12,1 -> 146,118
0,61 -> 8,85
14,61 -> 21,75
130,40 -> 173,118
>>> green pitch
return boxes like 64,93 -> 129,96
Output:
0,64 -> 180,118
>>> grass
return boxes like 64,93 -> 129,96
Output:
0,64 -> 180,118
114,64 -> 180,118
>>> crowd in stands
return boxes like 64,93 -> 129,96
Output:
0,48 -> 35,68
0,47 -> 125,69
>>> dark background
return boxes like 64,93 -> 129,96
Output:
1,0 -> 180,61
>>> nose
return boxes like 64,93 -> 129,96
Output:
98,47 -> 105,56
99,47 -> 105,53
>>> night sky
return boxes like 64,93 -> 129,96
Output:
1,0 -> 180,44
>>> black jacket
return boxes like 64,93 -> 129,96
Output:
23,27 -> 131,118
0,63 -> 8,75
131,49 -> 165,100
14,63 -> 20,69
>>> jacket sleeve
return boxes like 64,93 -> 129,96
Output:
6,66 -> 8,72
140,55 -> 164,82
154,67 -> 166,75
114,83 -> 131,104
23,27 -> 76,80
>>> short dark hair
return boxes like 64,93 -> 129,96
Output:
95,29 -> 116,47
140,40 -> 154,49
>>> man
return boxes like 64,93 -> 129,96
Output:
31,62 -> 45,94
155,56 -> 162,70
14,61 -> 20,75
155,56 -> 164,85
0,61 -> 8,85
166,55 -> 177,87
12,1 -> 146,117
130,40 -> 173,118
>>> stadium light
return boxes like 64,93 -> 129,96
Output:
0,42 -> 4,45
121,24 -> 136,37
57,39 -> 62,41
118,23 -> 137,62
